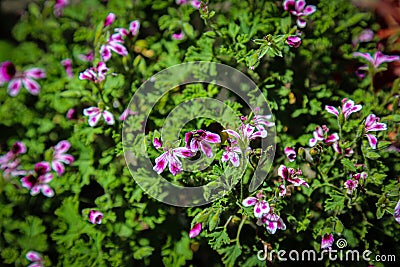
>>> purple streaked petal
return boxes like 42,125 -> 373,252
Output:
173,147 -> 194,158
365,114 -> 376,128
278,218 -> 286,230
52,161 -> 64,176
56,154 -> 74,164
374,51 -> 400,67
204,132 -> 221,143
221,151 -> 230,162
266,221 -> 278,234
172,31 -> 185,40
366,122 -> 387,132
325,105 -> 339,117
7,79 -> 22,96
279,184 -> 287,197
309,138 -> 317,147
230,152 -> 240,167
284,147 -> 296,162
40,184 -> 54,197
190,139 -> 200,152
34,161 -> 51,173
30,185 -> 41,196
288,177 -> 309,187
325,133 -> 339,143
21,175 -> 35,189
55,140 -> 71,154
353,52 -> 374,64
40,172 -> 53,183
26,251 -> 42,262
104,12 -> 116,27
366,134 -> 378,149
242,196 -> 257,207
129,20 -> 140,35
28,263 -> 43,267
89,210 -> 103,224
189,223 -> 202,238
254,201 -> 270,218
153,138 -> 162,149
190,0 -> 201,9
109,41 -> 128,56
0,61 -> 16,82
83,107 -> 100,116
277,165 -> 288,179
88,113 -> 102,127
169,157 -> 183,176
12,141 -> 27,154
295,0 -> 306,11
303,5 -> 316,15
223,129 -> 241,139
24,68 -> 46,79
154,153 -> 168,174
200,141 -> 213,158
321,234 -> 334,250
296,17 -> 307,28
102,111 -> 115,125
100,45 -> 112,61
283,0 -> 295,11
22,78 -> 40,95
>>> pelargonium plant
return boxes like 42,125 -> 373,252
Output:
0,0 -> 399,266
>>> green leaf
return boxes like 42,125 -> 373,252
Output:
341,158 -> 356,172
325,193 -> 346,211
365,151 -> 381,160
133,246 -> 155,260
218,245 -> 242,267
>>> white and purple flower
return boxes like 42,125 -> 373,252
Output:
394,199 -> 400,224
0,141 -> 27,178
103,12 -> 116,28
353,51 -> 400,77
332,142 -> 354,157
83,107 -> 115,127
283,0 -> 316,28
189,223 -> 202,238
100,33 -> 128,61
257,209 -> 286,234
278,164 -> 309,188
21,162 -> 54,197
325,98 -> 362,120
153,138 -> 195,176
172,31 -> 185,40
284,147 -> 297,162
79,61 -> 109,83
51,140 -> 74,176
89,210 -> 104,224
309,125 -> 339,147
364,114 -> 387,149
26,250 -> 44,267
242,191 -> 270,218
321,233 -> 334,250
185,130 -> 221,158
54,0 -> 69,17
286,36 -> 302,48
0,61 -> 46,97
221,138 -> 242,167
344,179 -> 358,194
115,20 -> 141,38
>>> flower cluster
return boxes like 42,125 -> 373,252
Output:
325,98 -> 362,120
0,61 -> 45,97
309,125 -> 339,147
83,106 -> 115,127
79,61 -> 109,83
283,0 -> 316,28
0,141 -> 27,178
21,162 -> 55,197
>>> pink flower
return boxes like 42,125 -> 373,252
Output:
79,61 -> 109,83
278,165 -> 309,187
185,130 -> 221,158
89,210 -> 103,224
364,114 -> 387,149
153,138 -> 195,176
189,223 -> 202,238
0,141 -> 27,178
54,0 -> 69,17
325,98 -> 362,120
221,139 -> 242,167
352,172 -> 367,180
66,108 -> 76,120
26,251 -> 44,267
0,61 -> 46,97
321,234 -> 334,250
78,51 -> 94,62
172,31 -> 185,40
83,107 -> 115,127
61,58 -> 74,78
286,36 -> 302,48
116,20 -> 141,37
21,162 -> 54,197
284,147 -> 296,162
176,0 -> 201,9
119,108 -> 137,121
352,29 -> 374,46
242,191 -> 270,218
100,33 -> 128,61
257,209 -> 286,234
223,123 -> 267,144
51,140 -> 74,176
353,51 -> 399,75
309,125 -> 339,147
278,184 -> 287,197
103,12 -> 116,27
283,0 -> 316,28
394,199 -> 400,224
344,179 -> 358,194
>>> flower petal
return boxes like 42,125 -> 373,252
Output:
325,105 -> 339,117
24,68 -> 46,79
108,41 -> 128,56
100,45 -> 112,61
366,134 -> 378,149
26,251 -> 42,262
353,52 -> 374,63
153,153 -> 168,174
55,140 -> 71,154
204,132 -> 221,143
295,0 -> 306,11
200,141 -> 213,158
83,107 -> 100,116
303,5 -> 316,15
22,78 -> 40,95
88,113 -> 102,127
103,12 -> 116,27
254,201 -> 270,218
52,160 -> 65,176
242,196 -> 257,207
189,223 -> 202,238
102,111 -> 115,125
173,147 -> 194,158
223,129 -> 241,140
7,79 -> 22,96
41,184 -> 55,197
296,17 -> 307,28
129,20 -> 140,36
